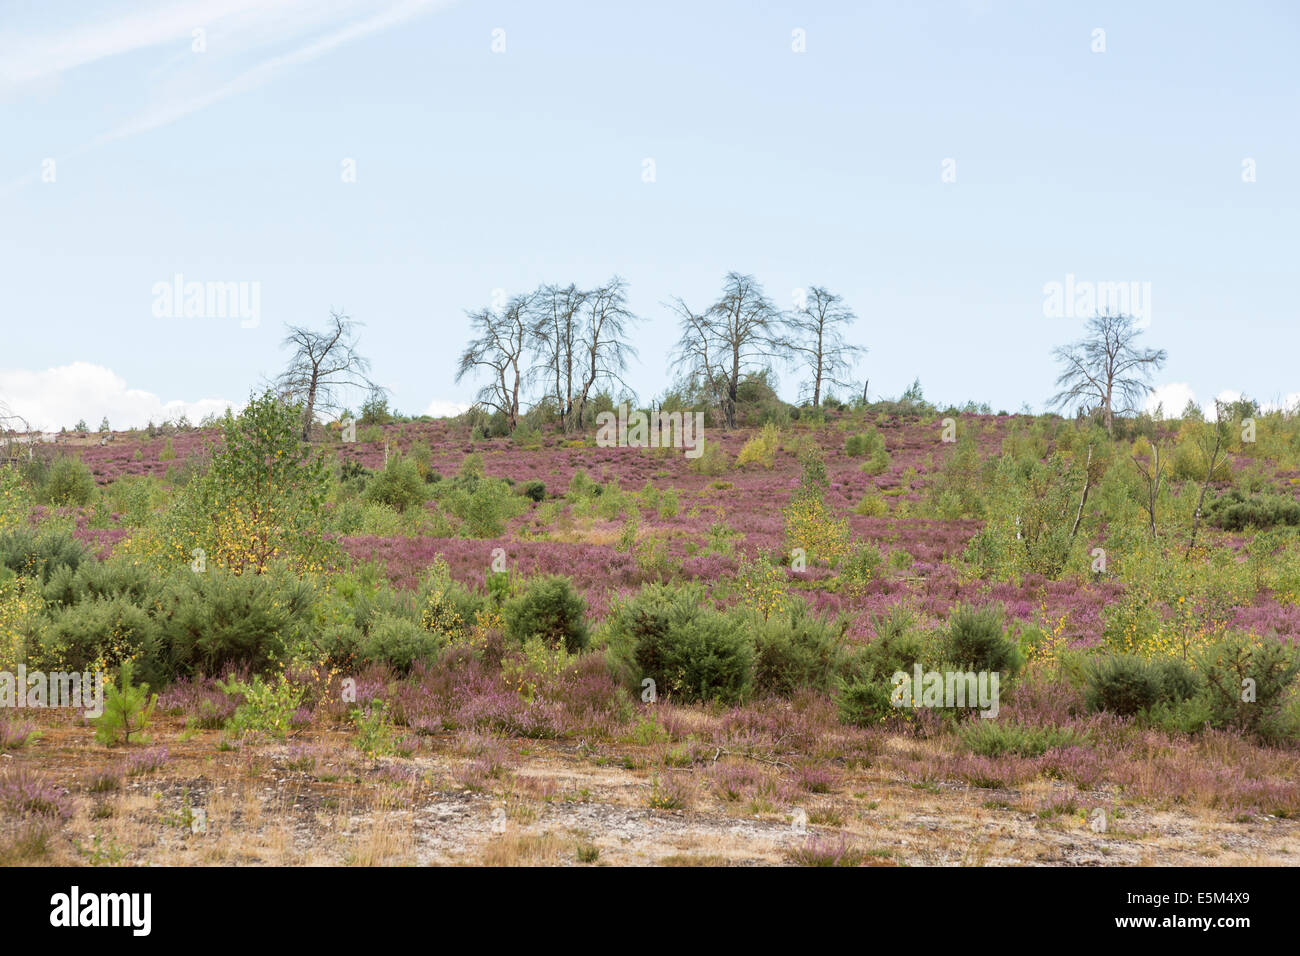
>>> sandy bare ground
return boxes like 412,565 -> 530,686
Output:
4,712 -> 1296,867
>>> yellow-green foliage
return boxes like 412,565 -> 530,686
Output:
737,424 -> 780,469
736,551 -> 789,620
0,574 -> 41,671
0,468 -> 31,531
1170,420 -> 1233,482
783,494 -> 851,566
419,558 -> 465,636
687,441 -> 729,476
853,487 -> 888,517
1103,541 -> 1252,661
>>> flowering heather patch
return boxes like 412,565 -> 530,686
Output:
371,762 -> 420,784
707,761 -> 767,802
647,772 -> 694,810
1037,745 -> 1107,791
159,676 -> 239,729
0,719 -> 37,750
793,763 -> 839,794
13,411 -> 1300,865
283,743 -> 326,773
0,768 -> 73,822
453,732 -> 516,790
785,835 -> 883,867
124,746 -> 170,777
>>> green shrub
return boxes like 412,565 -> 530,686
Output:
43,557 -> 157,608
1195,634 -> 1300,742
839,543 -> 884,591
220,673 -> 304,740
752,601 -> 846,695
0,528 -> 89,584
737,424 -> 780,469
357,613 -> 443,671
503,575 -> 588,652
944,603 -> 1022,675
960,721 -> 1083,758
43,456 -> 96,507
363,457 -> 427,513
837,607 -> 931,726
656,488 -> 679,519
38,598 -> 166,685
418,560 -> 478,637
155,569 -> 314,677
568,470 -> 599,499
521,480 -> 546,503
439,477 -> 526,538
686,442 -> 729,477
459,452 -> 485,480
853,488 -> 888,517
607,583 -> 754,704
845,428 -> 887,461
1206,490 -> 1300,532
1084,654 -> 1198,716
92,660 -> 157,746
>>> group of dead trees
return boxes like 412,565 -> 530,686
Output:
456,272 -> 865,433
455,278 -> 638,433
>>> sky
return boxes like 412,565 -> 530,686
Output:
0,0 -> 1297,431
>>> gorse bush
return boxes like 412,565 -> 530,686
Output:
944,603 -> 1022,675
43,456 -> 96,507
43,557 -> 155,608
38,597 -> 165,685
503,575 -> 588,652
1085,654 -> 1193,716
752,600 -> 846,696
154,568 -> 315,678
838,607 -> 930,726
0,528 -> 89,585
361,608 -> 447,671
960,721 -> 1083,758
607,583 -> 754,704
1206,490 -> 1300,532
363,457 -> 426,512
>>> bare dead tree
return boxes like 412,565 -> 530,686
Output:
1070,446 -> 1093,539
1049,312 -> 1167,435
671,272 -> 780,429
456,293 -> 533,431
574,277 -> 638,430
277,311 -> 377,441
1131,440 -> 1166,538
783,286 -> 864,408
529,283 -> 587,431
1,401 -> 34,465
1186,400 -> 1230,558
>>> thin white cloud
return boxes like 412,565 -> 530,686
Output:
425,399 -> 470,419
97,0 -> 450,145
1146,384 -> 1300,421
1145,382 -> 1197,419
0,362 -> 235,432
0,0 -> 306,91
0,0 -> 451,182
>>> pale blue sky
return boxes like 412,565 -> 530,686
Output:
1,0 -> 1296,430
